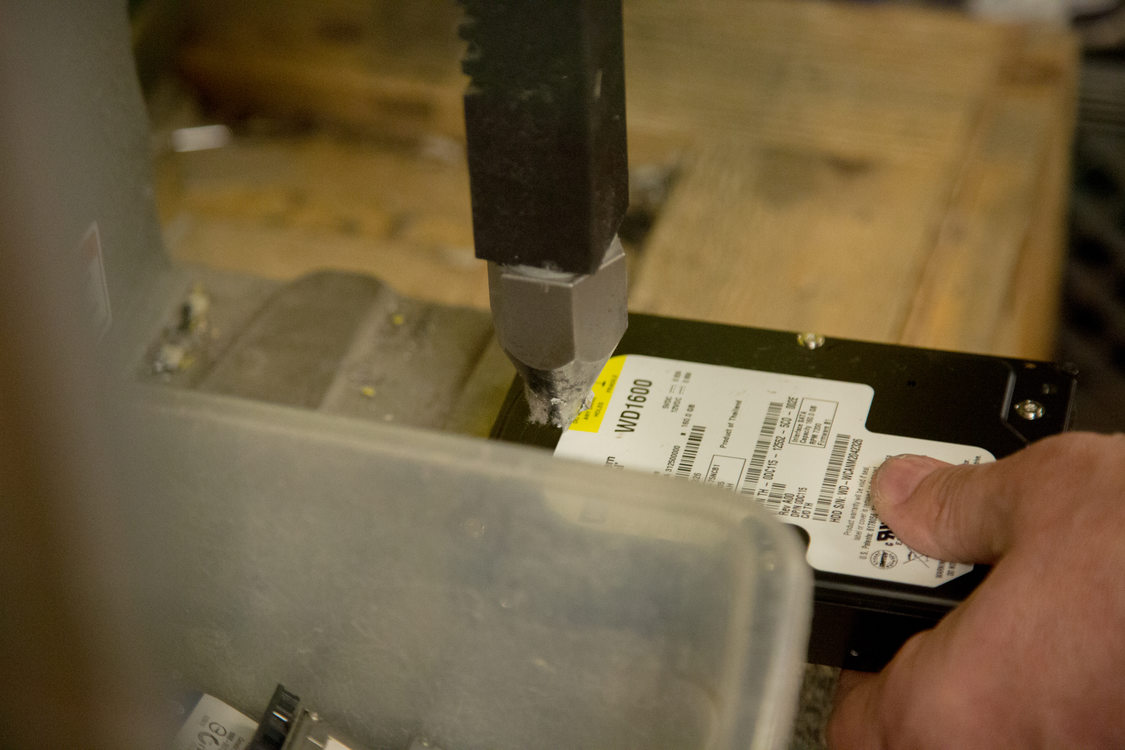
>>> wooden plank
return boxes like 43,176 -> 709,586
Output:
897,26 -> 1080,357
179,0 -> 465,141
624,1 -> 1003,163
163,0 -> 1079,358
179,47 -> 466,142
165,215 -> 488,309
628,2 -> 1077,357
629,140 -> 954,342
991,77 -> 1075,359
158,134 -> 487,308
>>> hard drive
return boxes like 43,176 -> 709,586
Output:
491,313 -> 1077,671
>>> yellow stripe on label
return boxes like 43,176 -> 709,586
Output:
569,355 -> 627,433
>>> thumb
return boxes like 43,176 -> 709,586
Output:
827,667 -> 884,749
870,454 -> 1017,564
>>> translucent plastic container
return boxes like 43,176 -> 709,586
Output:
126,388 -> 811,750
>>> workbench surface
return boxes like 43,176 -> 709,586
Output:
160,0 -> 1078,360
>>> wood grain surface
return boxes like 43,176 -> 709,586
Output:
159,0 -> 1078,358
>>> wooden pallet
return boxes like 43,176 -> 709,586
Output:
158,0 -> 1079,358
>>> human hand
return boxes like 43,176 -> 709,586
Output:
827,433 -> 1125,749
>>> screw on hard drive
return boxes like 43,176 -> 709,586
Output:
1014,399 -> 1046,421
797,332 -> 826,350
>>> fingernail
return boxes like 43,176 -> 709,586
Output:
871,455 -> 947,511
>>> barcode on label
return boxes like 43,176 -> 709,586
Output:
815,433 -> 851,521
740,402 -> 783,496
764,482 -> 787,512
676,425 -> 707,478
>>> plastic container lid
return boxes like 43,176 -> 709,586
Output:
125,388 -> 811,750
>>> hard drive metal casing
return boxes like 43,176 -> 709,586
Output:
491,313 -> 1077,671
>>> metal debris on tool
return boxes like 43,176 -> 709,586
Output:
459,0 -> 630,426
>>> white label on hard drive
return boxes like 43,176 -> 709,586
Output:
556,355 -> 992,587
170,693 -> 257,750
